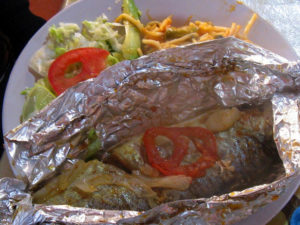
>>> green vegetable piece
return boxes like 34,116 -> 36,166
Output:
166,24 -> 198,39
86,139 -> 102,160
55,47 -> 67,56
48,24 -> 79,44
122,0 -> 140,19
20,87 -> 32,95
88,128 -> 97,139
81,18 -> 123,53
85,128 -> 102,160
112,52 -> 124,61
21,78 -> 56,122
49,25 -> 64,43
121,0 -> 141,60
98,40 -> 110,51
106,54 -> 120,66
37,77 -> 55,91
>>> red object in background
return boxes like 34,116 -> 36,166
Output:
29,0 -> 64,20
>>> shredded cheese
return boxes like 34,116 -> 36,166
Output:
142,39 -> 162,50
159,16 -> 172,32
163,32 -> 198,45
199,33 -> 213,42
228,22 -> 236,36
117,11 -> 258,54
137,47 -> 144,56
243,13 -> 258,37
115,13 -> 164,38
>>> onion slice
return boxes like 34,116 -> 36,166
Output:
74,173 -> 192,198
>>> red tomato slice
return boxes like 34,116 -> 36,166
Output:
143,127 -> 218,178
48,47 -> 109,95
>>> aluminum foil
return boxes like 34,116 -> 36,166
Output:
0,178 -> 29,225
4,37 -> 300,187
1,37 -> 300,224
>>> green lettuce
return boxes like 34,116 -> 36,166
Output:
20,78 -> 56,122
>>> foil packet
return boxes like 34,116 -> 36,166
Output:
1,37 -> 300,224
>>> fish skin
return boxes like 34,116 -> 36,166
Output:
33,160 -> 152,211
161,124 -> 283,202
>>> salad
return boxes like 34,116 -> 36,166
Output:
21,0 -> 257,121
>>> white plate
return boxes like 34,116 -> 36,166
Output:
2,0 -> 299,224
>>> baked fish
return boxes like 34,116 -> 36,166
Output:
33,103 -> 284,210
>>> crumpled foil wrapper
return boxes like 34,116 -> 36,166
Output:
0,178 -> 29,225
1,37 -> 300,224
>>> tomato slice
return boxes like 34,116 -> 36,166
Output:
143,127 -> 218,178
144,127 -> 189,168
48,47 -> 109,95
